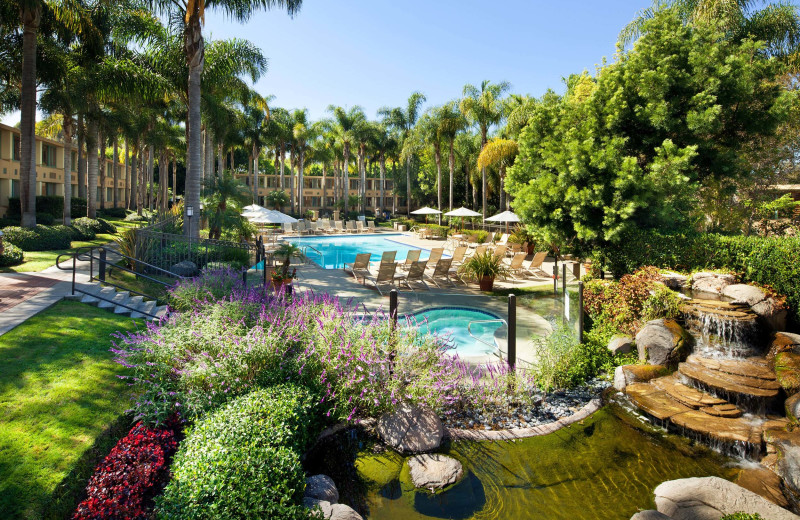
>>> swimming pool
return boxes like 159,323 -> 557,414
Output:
410,307 -> 504,358
286,234 -> 435,269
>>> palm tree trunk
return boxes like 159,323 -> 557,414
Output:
184,17 -> 203,237
112,139 -> 118,209
279,142 -> 285,190
124,138 -> 130,209
289,148 -> 295,214
448,138 -> 455,212
204,129 -> 213,183
148,146 -> 154,211
172,156 -> 177,207
298,151 -> 305,215
99,130 -> 106,211
252,144 -> 258,203
230,149 -> 234,171
379,153 -> 386,216
322,162 -> 327,209
434,143 -> 442,223
342,145 -> 350,212
481,128 -> 487,220
87,119 -> 98,219
19,7 -> 40,228
62,114 -> 73,226
358,145 -> 365,214
130,142 -> 138,212
217,143 -> 223,177
405,156 -> 412,216
136,142 -> 143,215
77,115 -> 86,199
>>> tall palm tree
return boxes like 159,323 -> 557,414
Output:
369,124 -> 398,216
291,108 -> 316,215
328,105 -> 365,212
433,101 -> 467,212
619,0 -> 800,64
415,111 -> 444,216
459,80 -> 510,219
241,91 -> 271,204
477,138 -> 518,210
379,92 -> 426,215
353,114 -> 373,214
147,0 -> 300,236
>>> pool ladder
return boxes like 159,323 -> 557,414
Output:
300,244 -> 324,267
467,318 -> 508,360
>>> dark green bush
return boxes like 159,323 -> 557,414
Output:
419,223 -> 449,238
0,217 -> 20,227
0,242 -> 24,267
70,197 -> 87,217
7,196 -> 64,218
70,218 -> 98,240
156,385 -> 321,519
1,225 -> 72,251
597,230 -> 800,325
98,207 -> 127,218
96,218 -> 117,234
35,212 -> 54,225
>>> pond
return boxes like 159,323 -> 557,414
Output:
308,404 -> 738,520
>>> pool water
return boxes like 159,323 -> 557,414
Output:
306,405 -> 738,520
286,234 -> 434,269
409,308 -> 503,358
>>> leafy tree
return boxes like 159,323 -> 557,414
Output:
202,171 -> 250,240
506,10 -> 790,245
266,189 -> 289,212
477,138 -> 518,210
379,91 -> 426,215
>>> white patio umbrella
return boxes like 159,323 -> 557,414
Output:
410,206 -> 442,223
250,210 -> 298,224
243,204 -> 267,212
486,210 -> 521,234
444,207 -> 482,230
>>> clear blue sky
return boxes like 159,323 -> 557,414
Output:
202,0 -> 651,120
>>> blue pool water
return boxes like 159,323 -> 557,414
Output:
409,307 -> 504,358
286,234 -> 435,269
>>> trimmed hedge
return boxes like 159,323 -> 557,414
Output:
71,217 -> 105,240
7,196 -> 63,218
97,218 -> 117,235
98,207 -> 127,218
596,230 -> 800,325
1,225 -> 72,251
0,242 -> 24,267
156,385 -> 321,519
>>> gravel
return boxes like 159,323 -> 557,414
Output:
441,378 -> 610,431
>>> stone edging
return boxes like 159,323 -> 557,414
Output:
445,398 -> 604,441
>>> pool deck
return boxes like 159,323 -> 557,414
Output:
276,229 -> 583,368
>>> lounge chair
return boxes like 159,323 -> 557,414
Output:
395,260 -> 428,291
356,221 -> 365,233
494,245 -> 507,259
344,253 -> 372,283
380,250 -> 397,264
425,257 -> 454,287
450,246 -> 467,266
496,233 -> 509,246
366,220 -> 376,232
506,252 -> 529,279
527,251 -> 549,278
283,222 -> 296,235
473,245 -> 487,257
367,261 -> 398,296
346,220 -> 357,233
425,247 -> 444,269
509,242 -> 523,256
399,249 -> 421,270
333,220 -> 345,234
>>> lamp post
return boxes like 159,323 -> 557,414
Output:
186,205 -> 194,245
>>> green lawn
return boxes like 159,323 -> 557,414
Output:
0,301 -> 141,519
1,234 -> 118,273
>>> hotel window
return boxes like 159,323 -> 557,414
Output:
12,135 -> 21,161
45,183 -> 57,196
349,179 -> 358,190
42,144 -> 58,167
11,179 -> 20,197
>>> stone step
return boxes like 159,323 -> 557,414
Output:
625,383 -> 762,448
114,295 -> 143,314
98,290 -> 130,309
650,375 -> 729,409
679,357 -> 782,413
688,355 -> 776,381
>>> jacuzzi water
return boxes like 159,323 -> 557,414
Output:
409,307 -> 503,358
286,234 -> 437,269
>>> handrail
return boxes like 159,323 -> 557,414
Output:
466,318 -> 508,353
301,244 -> 323,266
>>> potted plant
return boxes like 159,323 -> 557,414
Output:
510,226 -> 537,255
460,250 -> 509,291
271,243 -> 301,288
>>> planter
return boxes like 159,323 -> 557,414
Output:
478,276 -> 495,292
526,244 -> 535,255
271,278 -> 293,290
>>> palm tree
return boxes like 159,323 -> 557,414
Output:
414,111 -> 444,217
241,91 -> 271,204
619,0 -> 800,64
379,92 -> 426,215
291,108 -> 316,215
369,124 -> 398,216
202,171 -> 250,239
328,105 -> 365,213
459,80 -> 511,219
477,138 -> 518,210
266,189 -> 288,212
353,115 -> 374,214
433,101 -> 467,212
147,0 -> 299,237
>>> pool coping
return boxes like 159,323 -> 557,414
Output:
445,397 -> 603,441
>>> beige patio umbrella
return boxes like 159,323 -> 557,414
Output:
444,207 -> 481,230
410,206 -> 442,224
486,210 -> 521,234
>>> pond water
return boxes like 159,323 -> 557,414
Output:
308,404 -> 738,520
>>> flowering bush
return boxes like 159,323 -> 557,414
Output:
114,271 -> 539,426
583,266 -> 666,336
72,418 -> 180,520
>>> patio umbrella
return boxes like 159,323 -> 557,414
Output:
444,207 -> 481,230
410,206 -> 442,224
486,210 -> 521,234
243,204 -> 267,212
249,210 -> 298,224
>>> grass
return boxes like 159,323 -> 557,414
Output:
106,263 -> 175,302
0,300 -> 141,519
0,234 -> 119,273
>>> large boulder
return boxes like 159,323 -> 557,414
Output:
635,319 -> 693,368
303,498 -> 334,519
171,260 -> 199,277
608,336 -> 634,356
377,403 -> 444,454
735,467 -> 790,508
691,272 -> 736,294
330,504 -> 363,520
614,364 -> 670,391
764,430 -> 800,502
660,272 -> 688,291
722,284 -> 788,331
654,476 -> 799,520
631,512 -> 673,520
407,453 -> 464,490
786,392 -> 800,424
305,474 -> 339,504
774,351 -> 800,395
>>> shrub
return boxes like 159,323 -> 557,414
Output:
73,419 -> 180,520
70,197 -> 88,217
419,223 -> 449,238
0,242 -> 24,267
1,224 -> 72,250
125,212 -> 147,222
461,229 -> 489,244
35,212 -> 55,225
7,195 -> 64,218
0,216 -> 20,228
156,387 -> 318,520
583,266 -> 665,337
96,218 -> 117,234
531,325 -> 610,391
98,207 -> 127,218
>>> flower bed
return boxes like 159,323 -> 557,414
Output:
73,418 -> 180,520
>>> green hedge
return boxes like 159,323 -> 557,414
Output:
157,385 -> 321,519
96,218 -> 116,234
5,197 -> 87,219
0,243 -> 24,267
70,218 -> 100,240
597,230 -> 800,325
1,225 -> 72,251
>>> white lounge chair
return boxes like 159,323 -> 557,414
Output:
380,250 -> 397,264
346,221 -> 357,233
367,261 -> 398,296
333,221 -> 345,234
366,220 -> 376,232
395,260 -> 428,291
344,252 -> 371,283
356,221 -> 365,233
399,249 -> 421,270
425,248 -> 444,270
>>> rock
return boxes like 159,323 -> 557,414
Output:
660,272 -> 688,290
771,333 -> 800,362
775,351 -> 800,395
654,476 -> 799,520
764,430 -> 800,502
787,393 -> 800,424
631,511 -> 673,520
736,467 -> 790,508
722,283 -> 768,306
608,336 -> 634,355
722,284 -> 788,331
329,504 -> 363,520
305,474 -> 339,504
614,364 -> 670,391
407,453 -> 464,490
171,260 -> 198,277
635,319 -> 693,368
691,272 -> 736,294
303,497 -> 334,519
377,403 -> 444,453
